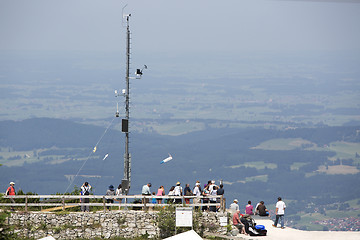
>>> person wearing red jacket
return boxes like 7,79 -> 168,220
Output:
5,182 -> 16,211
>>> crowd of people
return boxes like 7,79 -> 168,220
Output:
4,180 -> 287,232
229,199 -> 270,216
141,180 -> 225,212
230,196 -> 287,235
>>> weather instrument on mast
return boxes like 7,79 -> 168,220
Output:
118,6 -> 147,194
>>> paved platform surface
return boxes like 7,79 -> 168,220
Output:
228,219 -> 360,240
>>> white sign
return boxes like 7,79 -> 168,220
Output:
176,207 -> 193,227
220,216 -> 228,226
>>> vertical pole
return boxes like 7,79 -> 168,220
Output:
103,196 -> 106,212
25,196 -> 28,212
123,15 -> 131,193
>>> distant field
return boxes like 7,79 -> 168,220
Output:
1,51 -> 360,136
252,139 -> 360,163
228,161 -> 277,170
289,198 -> 360,231
317,165 -> 359,175
327,141 -> 360,163
0,147 -> 92,167
251,138 -> 315,151
290,162 -> 308,170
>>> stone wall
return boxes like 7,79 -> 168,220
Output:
7,210 -> 229,239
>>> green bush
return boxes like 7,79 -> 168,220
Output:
0,211 -> 17,240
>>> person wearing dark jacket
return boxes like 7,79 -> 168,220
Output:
183,184 -> 192,204
106,185 -> 115,210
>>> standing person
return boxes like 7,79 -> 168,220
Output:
183,184 -> 192,204
80,182 -> 91,212
207,180 -> 213,191
202,184 -> 210,211
245,201 -> 254,215
193,182 -> 202,210
105,185 -> 115,210
116,184 -> 123,202
141,183 -> 152,204
156,186 -> 165,204
256,201 -> 269,217
209,185 -> 218,212
174,182 -> 183,204
216,184 -> 224,211
167,186 -> 175,204
5,182 -> 16,211
217,184 -> 224,195
116,184 -> 123,209
273,197 -> 286,228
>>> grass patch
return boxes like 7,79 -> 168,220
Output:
228,161 -> 277,170
290,162 -> 308,170
327,141 -> 360,162
317,165 -> 359,175
251,138 -> 315,151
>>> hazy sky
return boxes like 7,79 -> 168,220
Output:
1,0 -> 360,55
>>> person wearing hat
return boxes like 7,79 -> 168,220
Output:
193,181 -> 202,210
105,185 -> 115,210
6,182 -> 16,211
229,199 -> 240,214
173,182 -> 183,204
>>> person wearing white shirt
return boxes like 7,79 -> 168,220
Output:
193,182 -> 201,210
229,199 -> 240,214
141,183 -> 152,205
273,197 -> 286,228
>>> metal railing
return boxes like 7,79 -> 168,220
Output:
0,195 -> 226,212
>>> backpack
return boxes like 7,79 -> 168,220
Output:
7,186 -> 15,195
83,187 -> 90,195
248,227 -> 267,236
241,216 -> 267,236
255,225 -> 265,230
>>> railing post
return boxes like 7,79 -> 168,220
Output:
62,197 -> 65,211
103,196 -> 106,212
222,197 -> 226,212
143,196 -> 147,211
25,196 -> 28,212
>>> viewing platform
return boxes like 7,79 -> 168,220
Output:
211,216 -> 360,240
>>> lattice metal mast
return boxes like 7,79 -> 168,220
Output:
123,13 -> 131,193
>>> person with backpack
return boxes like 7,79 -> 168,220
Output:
183,184 -> 192,204
5,182 -> 16,211
105,185 -> 115,210
80,182 -> 91,212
